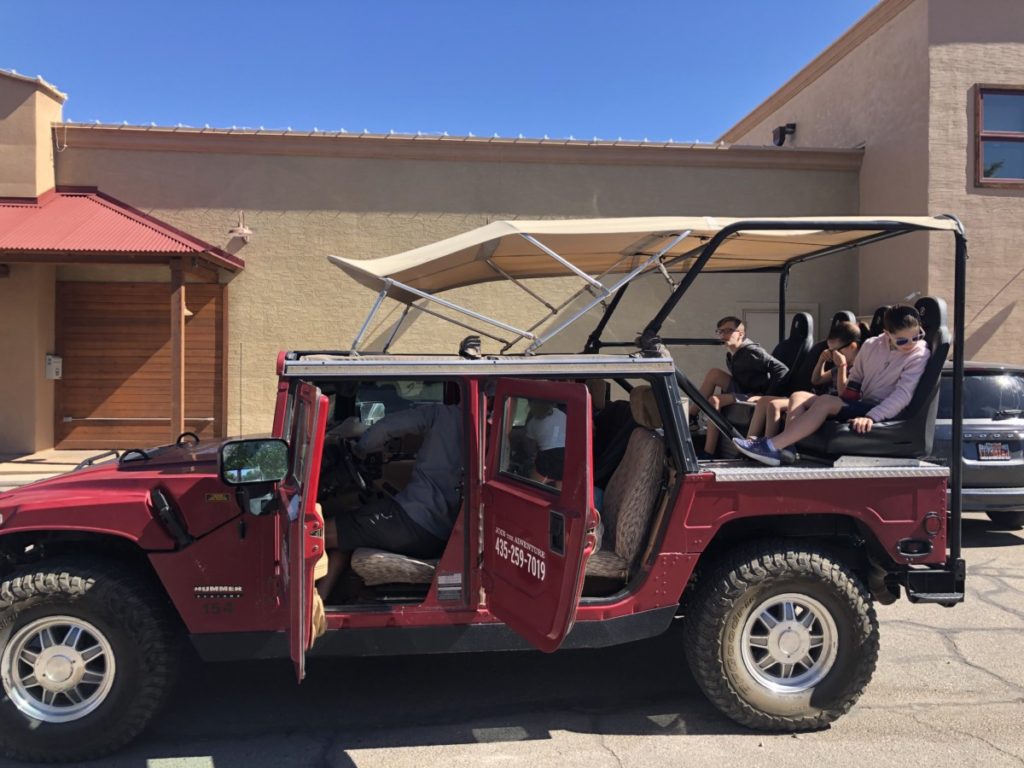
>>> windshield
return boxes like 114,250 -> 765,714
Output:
939,372 -> 1024,419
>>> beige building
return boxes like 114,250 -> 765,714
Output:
1,0 -> 1021,453
721,0 -> 1024,365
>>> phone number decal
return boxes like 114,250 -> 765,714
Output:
493,527 -> 546,581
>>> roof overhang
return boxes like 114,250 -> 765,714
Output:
0,188 -> 243,273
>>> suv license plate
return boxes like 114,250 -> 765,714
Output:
978,441 -> 1011,461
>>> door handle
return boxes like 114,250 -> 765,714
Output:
549,510 -> 565,555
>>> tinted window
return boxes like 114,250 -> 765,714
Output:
939,373 -> 1024,419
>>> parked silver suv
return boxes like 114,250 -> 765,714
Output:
934,363 -> 1024,528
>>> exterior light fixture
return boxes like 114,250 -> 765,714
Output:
772,123 -> 796,147
228,211 -> 253,243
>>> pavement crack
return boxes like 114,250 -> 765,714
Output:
942,633 -> 1024,695
593,719 -> 625,768
910,712 -> 1024,765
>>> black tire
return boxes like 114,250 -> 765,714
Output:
683,541 -> 879,731
0,559 -> 180,762
985,510 -> 1024,529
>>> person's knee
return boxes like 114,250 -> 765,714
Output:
708,394 -> 720,409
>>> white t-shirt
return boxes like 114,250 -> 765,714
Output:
526,408 -> 567,451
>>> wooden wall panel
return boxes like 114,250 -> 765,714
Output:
55,282 -> 224,449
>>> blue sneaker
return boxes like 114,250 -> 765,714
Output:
733,437 -> 782,466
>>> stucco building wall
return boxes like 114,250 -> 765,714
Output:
54,135 -> 859,434
723,0 -> 932,316
0,265 -> 55,452
927,0 -> 1024,361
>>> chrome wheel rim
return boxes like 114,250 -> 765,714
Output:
740,592 -> 838,693
1,616 -> 116,723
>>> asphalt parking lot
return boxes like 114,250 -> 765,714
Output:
3,516 -> 1022,768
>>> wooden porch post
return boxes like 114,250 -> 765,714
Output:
170,258 -> 186,440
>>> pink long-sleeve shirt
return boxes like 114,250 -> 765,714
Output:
847,334 -> 930,422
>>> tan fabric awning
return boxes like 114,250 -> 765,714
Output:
328,216 -> 959,303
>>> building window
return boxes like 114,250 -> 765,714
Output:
976,86 -> 1024,188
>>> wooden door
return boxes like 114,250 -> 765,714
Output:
55,282 -> 225,449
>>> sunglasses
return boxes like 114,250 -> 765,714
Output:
715,327 -> 738,336
890,331 -> 925,347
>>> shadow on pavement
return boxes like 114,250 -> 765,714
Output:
961,516 -> 1024,549
72,627 -> 749,767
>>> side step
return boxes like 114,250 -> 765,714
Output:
901,559 -> 966,606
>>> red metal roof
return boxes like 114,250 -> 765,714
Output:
0,189 -> 243,271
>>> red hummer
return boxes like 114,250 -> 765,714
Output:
0,217 -> 969,762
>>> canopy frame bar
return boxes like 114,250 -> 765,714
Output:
523,230 -> 692,354
486,257 -> 557,314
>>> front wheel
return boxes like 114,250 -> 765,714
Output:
986,510 -> 1024,529
0,559 -> 180,762
684,542 -> 879,731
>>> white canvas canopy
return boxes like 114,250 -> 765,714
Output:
329,216 -> 958,300
327,216 -> 961,353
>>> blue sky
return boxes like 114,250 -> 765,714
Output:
1,1 -> 877,142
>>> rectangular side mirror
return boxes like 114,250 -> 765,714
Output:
220,439 -> 289,485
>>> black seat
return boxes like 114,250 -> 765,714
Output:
770,312 -> 814,371
866,306 -> 887,339
797,297 -> 949,458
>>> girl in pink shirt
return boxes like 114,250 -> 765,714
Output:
734,305 -> 930,466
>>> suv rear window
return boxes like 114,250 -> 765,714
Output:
939,372 -> 1024,419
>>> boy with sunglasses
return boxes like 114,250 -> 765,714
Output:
746,321 -> 862,439
734,305 -> 929,466
690,316 -> 789,458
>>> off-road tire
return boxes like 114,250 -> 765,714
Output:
684,541 -> 879,731
0,558 -> 180,762
986,510 -> 1024,529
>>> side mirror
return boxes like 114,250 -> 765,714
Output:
220,439 -> 289,485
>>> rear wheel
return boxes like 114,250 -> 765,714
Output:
985,510 -> 1024,529
0,559 -> 180,762
684,542 -> 879,731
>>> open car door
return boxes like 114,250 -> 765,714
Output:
481,378 -> 597,653
277,381 -> 328,681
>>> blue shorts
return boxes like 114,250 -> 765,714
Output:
834,400 -> 876,422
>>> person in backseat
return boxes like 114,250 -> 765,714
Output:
690,316 -> 789,459
746,321 -> 861,439
317,401 -> 463,599
734,305 -> 928,466
525,399 -> 567,484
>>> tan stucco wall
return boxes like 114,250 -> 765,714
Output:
0,265 -> 55,452
0,79 -> 61,197
927,0 -> 1024,362
54,141 -> 859,435
726,0 -> 932,315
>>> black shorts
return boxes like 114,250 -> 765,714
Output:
535,448 -> 565,480
334,495 -> 446,558
834,400 -> 877,422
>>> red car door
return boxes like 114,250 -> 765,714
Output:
277,381 -> 328,681
481,378 -> 598,652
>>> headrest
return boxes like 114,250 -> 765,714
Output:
629,385 -> 662,430
789,312 -> 813,342
830,310 -> 856,332
869,306 -> 887,337
914,296 -> 948,348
